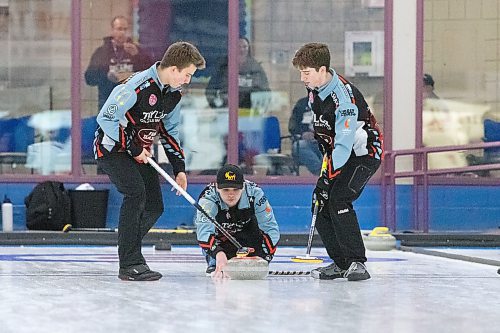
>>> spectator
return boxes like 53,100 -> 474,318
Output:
288,96 -> 323,175
206,37 -> 269,109
423,73 -> 448,113
85,16 -> 152,110
423,73 -> 439,99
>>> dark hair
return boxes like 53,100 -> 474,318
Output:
292,43 -> 331,71
423,73 -> 435,87
160,41 -> 206,70
239,36 -> 251,56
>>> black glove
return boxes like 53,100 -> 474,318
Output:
261,234 -> 275,262
311,187 -> 328,214
262,245 -> 274,262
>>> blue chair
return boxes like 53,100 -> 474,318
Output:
0,117 -> 34,173
483,119 -> 500,162
253,116 -> 297,175
81,116 -> 98,164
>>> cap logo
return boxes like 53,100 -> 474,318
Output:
225,171 -> 236,181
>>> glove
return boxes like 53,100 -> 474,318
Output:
312,186 -> 328,214
261,234 -> 275,262
261,241 -> 273,262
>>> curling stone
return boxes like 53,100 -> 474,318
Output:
224,256 -> 269,280
363,227 -> 397,251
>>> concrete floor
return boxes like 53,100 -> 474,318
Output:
0,245 -> 498,333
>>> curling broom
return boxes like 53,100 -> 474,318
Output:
291,196 -> 323,263
291,155 -> 328,264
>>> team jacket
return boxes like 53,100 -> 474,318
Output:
195,181 -> 280,260
308,69 -> 383,180
94,62 -> 185,175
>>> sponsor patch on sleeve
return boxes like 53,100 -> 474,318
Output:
103,104 -> 117,119
115,87 -> 132,106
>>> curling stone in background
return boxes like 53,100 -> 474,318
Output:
224,256 -> 269,280
363,227 -> 397,251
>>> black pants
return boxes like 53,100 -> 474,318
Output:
315,155 -> 380,270
97,153 -> 164,268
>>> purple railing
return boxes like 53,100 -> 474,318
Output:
382,141 -> 500,232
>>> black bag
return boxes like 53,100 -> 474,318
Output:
25,181 -> 71,231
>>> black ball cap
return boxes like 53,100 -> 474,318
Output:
216,164 -> 244,189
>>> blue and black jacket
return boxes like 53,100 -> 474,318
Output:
94,62 -> 185,175
308,69 -> 383,180
195,181 -> 280,261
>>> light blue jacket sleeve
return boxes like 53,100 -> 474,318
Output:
96,84 -> 137,142
332,103 -> 358,170
252,186 -> 280,246
195,190 -> 219,244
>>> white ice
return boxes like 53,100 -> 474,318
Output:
0,245 -> 498,333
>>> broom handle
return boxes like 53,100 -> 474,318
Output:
305,198 -> 319,256
305,155 -> 327,256
147,157 -> 244,250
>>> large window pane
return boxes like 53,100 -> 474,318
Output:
81,0 -> 228,175
0,0 -> 71,175
247,0 -> 386,177
423,0 -> 500,177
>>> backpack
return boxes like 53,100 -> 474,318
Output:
25,181 -> 71,231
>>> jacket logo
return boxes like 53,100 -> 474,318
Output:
103,104 -> 117,119
312,114 -> 331,130
139,80 -> 151,91
339,109 -> 356,117
138,129 -> 157,144
149,94 -> 157,106
115,87 -> 132,106
141,110 -> 165,123
256,196 -> 267,207
225,171 -> 236,181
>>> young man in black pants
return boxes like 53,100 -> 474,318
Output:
292,43 -> 383,281
95,42 -> 205,281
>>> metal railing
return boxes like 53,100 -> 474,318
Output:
382,141 -> 500,232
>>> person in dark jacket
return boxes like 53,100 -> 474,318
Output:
292,43 -> 383,281
205,37 -> 269,109
95,42 -> 205,281
85,16 -> 152,110
288,96 -> 323,175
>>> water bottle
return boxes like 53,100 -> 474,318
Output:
2,195 -> 13,232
